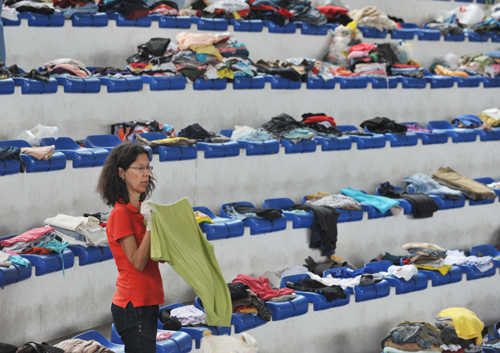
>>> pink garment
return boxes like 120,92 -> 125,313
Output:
404,124 -> 432,133
347,50 -> 371,60
176,32 -> 216,51
4,250 -> 19,256
47,64 -> 90,78
0,226 -> 55,247
156,332 -> 173,341
232,274 -> 294,301
21,145 -> 55,160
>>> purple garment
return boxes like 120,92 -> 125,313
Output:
403,124 -> 432,133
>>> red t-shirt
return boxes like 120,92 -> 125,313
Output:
107,201 -> 164,308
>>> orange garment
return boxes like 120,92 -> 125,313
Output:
435,65 -> 468,77
21,247 -> 53,255
107,201 -> 164,308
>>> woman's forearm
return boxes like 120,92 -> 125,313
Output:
129,231 -> 151,271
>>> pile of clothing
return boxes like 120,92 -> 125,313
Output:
199,0 -> 250,20
451,114 -> 492,131
435,307 -> 485,353
177,123 -> 231,143
283,0 -> 326,26
432,51 -> 500,78
253,58 -> 316,81
0,61 -> 50,82
348,6 -> 398,31
300,113 -> 342,138
260,113 -> 314,143
404,173 -> 464,200
54,0 -> 98,19
44,214 -> 108,247
378,181 -> 439,219
159,305 -> 206,330
245,0 -> 293,26
223,203 -> 283,221
306,266 -> 383,288
378,264 -> 418,281
228,126 -> 274,142
0,248 -> 29,268
478,107 -> 500,127
285,275 -> 346,302
97,0 -> 150,20
305,191 -> 362,210
4,0 -> 55,14
341,187 -> 402,215
380,321 -> 443,352
42,58 -> 93,78
432,167 -> 497,201
360,117 -> 407,134
401,242 -> 450,275
316,5 -> 351,26
227,281 -> 272,321
232,274 -> 297,302
126,38 -> 178,77
444,250 -> 494,272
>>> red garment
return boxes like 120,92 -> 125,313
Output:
349,43 -> 376,53
402,258 -> 411,265
316,5 -> 348,19
107,201 -> 164,308
248,1 -> 293,18
21,247 -> 53,255
125,9 -> 150,20
232,274 -> 294,301
304,115 -> 336,126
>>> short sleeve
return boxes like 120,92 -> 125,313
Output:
107,208 -> 135,242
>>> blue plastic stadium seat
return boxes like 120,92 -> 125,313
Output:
336,125 -> 387,149
141,76 -> 186,91
196,141 -> 240,158
266,294 -> 309,321
0,261 -> 32,287
232,76 -> 266,89
483,77 -> 500,88
355,190 -> 393,219
0,79 -> 15,94
323,267 -> 391,302
111,324 -> 192,353
218,129 -> 279,156
263,75 -> 301,89
490,32 -> 500,42
149,14 -> 191,28
107,12 -> 151,26
465,29 -> 489,42
136,132 -> 197,162
0,158 -> 21,176
0,139 -> 66,172
453,76 -> 483,88
72,13 -> 109,27
470,244 -> 500,270
473,178 -> 500,199
229,18 -> 263,32
190,17 -> 228,30
195,297 -> 267,333
306,77 -> 335,89
193,78 -> 227,90
358,25 -> 387,38
220,201 -> 287,235
455,264 -> 496,280
444,32 -> 466,41
73,331 -> 125,353
263,20 -> 296,33
375,186 -> 413,215
467,178 -> 497,206
2,13 -> 21,26
417,265 -> 463,286
334,76 -> 368,89
366,77 -> 389,89
41,137 -> 109,167
363,126 -> 418,147
53,76 -> 101,93
280,274 -> 350,311
69,245 -> 110,266
85,134 -> 153,160
396,76 -> 426,89
424,75 -> 455,89
295,22 -> 328,35
363,260 -> 428,294
158,303 -> 230,349
427,121 -> 477,143
19,12 -> 64,27
12,76 -> 58,94
401,122 -> 449,145
193,206 -> 244,240
313,136 -> 352,151
392,23 -> 441,41
102,246 -> 114,261
390,26 -> 416,40
97,76 -> 143,93
280,138 -> 317,154
262,198 -> 314,229
21,249 -> 74,276
300,195 -> 358,223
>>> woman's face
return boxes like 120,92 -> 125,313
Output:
120,153 -> 151,199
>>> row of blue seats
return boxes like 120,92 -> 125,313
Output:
2,73 -> 500,95
3,11 -> 499,41
2,182 -> 498,288
1,122 -> 499,175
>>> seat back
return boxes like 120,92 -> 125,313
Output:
427,120 -> 453,130
85,134 -> 122,148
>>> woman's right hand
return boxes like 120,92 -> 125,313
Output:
140,199 -> 155,231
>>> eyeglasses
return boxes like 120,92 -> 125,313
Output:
129,165 -> 154,173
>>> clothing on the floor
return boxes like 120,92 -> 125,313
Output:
432,167 -> 497,201
437,308 -> 484,345
404,173 -> 464,200
291,204 -> 339,256
149,198 -> 232,327
285,277 -> 347,302
378,181 -> 438,218
381,321 -> 443,351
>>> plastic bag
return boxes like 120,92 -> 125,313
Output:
326,23 -> 362,66
436,4 -> 485,25
200,332 -> 258,353
16,123 -> 59,146
392,41 -> 413,65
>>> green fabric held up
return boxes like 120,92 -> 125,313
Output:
150,198 -> 232,327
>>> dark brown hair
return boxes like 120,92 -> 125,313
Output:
97,143 -> 155,207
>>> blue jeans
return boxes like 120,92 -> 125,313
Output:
111,302 -> 159,353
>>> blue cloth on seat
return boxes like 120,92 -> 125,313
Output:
484,50 -> 500,59
236,130 -> 273,142
340,187 -> 399,214
404,173 -> 464,199
451,114 -> 483,128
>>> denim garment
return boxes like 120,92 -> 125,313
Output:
403,173 -> 463,199
111,302 -> 159,353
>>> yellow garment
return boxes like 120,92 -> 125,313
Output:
217,67 -> 234,79
437,308 -> 484,345
190,44 -> 223,61
232,12 -> 241,19
307,191 -> 331,200
194,211 -> 214,224
152,137 -> 190,144
479,113 -> 500,127
435,65 -> 468,77
236,308 -> 258,314
330,255 -> 344,262
415,264 -> 451,276
128,63 -> 154,72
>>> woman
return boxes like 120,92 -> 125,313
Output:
97,142 -> 163,353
